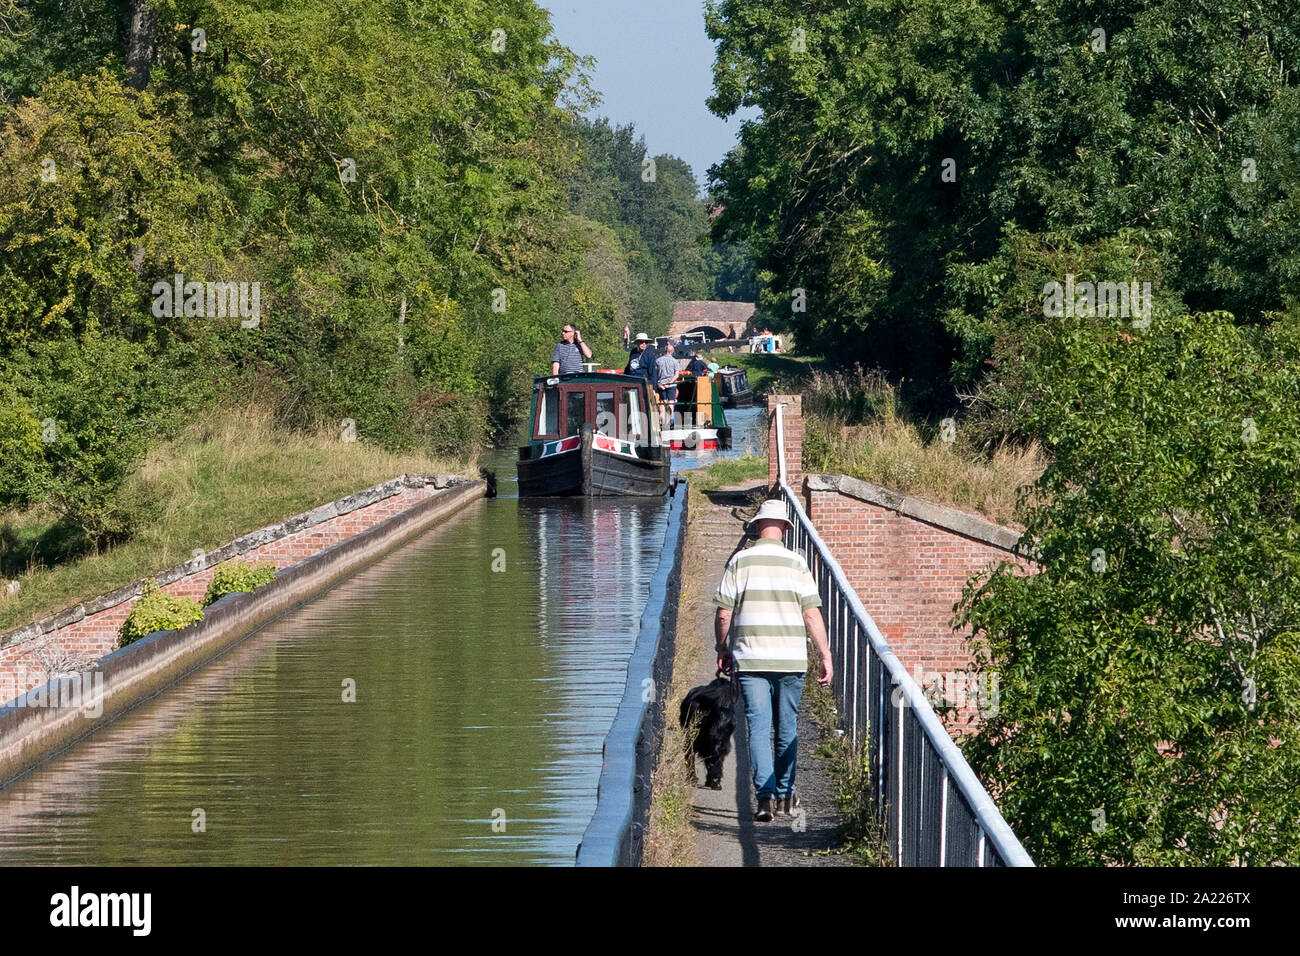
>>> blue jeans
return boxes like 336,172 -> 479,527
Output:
738,672 -> 806,800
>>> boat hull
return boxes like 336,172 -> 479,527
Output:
518,426 -> 670,497
662,426 -> 732,451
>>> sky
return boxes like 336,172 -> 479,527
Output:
539,0 -> 758,195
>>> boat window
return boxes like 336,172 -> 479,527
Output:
622,388 -> 645,442
595,391 -> 616,436
565,390 -> 587,436
539,386 -> 559,437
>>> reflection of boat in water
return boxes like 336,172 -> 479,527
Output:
661,369 -> 732,451
715,367 -> 754,409
517,372 -> 671,497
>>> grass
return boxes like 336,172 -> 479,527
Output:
644,510 -> 706,867
0,403 -> 472,633
803,677 -> 892,866
802,367 -> 1048,527
677,454 -> 768,494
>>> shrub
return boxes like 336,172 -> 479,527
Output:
119,582 -> 203,648
203,561 -> 276,607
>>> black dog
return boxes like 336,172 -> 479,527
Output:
679,673 -> 738,790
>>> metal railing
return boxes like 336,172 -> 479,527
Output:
774,411 -> 1032,866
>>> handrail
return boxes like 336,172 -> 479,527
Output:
773,409 -> 1032,866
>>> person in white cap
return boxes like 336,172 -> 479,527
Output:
624,332 -> 655,383
713,499 -> 833,823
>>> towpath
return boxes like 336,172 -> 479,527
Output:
678,481 -> 854,867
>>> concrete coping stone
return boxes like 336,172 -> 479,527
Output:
0,472 -> 463,650
805,473 -> 1023,553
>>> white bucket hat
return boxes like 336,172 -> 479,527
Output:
748,498 -> 793,530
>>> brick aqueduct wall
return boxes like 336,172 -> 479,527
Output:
765,395 -> 1037,733
0,474 -> 465,701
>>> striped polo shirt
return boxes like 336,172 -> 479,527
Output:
714,539 -> 822,673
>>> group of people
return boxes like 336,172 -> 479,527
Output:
623,333 -> 683,427
554,324 -> 725,429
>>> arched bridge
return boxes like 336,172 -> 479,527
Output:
669,301 -> 756,340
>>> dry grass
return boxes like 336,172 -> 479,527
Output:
802,368 -> 1048,528
0,401 -> 472,632
644,499 -> 707,867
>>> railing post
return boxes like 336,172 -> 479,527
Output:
939,769 -> 950,867
897,691 -> 905,867
775,402 -> 788,485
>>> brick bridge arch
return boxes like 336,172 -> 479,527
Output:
669,301 -> 756,340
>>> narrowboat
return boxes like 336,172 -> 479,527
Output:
516,371 -> 671,497
715,366 -> 754,409
661,369 -> 733,451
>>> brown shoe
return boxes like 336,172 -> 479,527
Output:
779,791 -> 800,815
754,798 -> 774,823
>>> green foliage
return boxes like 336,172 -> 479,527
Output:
568,117 -> 732,309
706,0 -> 1300,413
955,311 -> 1300,865
119,582 -> 204,647
0,0 -> 597,535
203,561 -> 276,607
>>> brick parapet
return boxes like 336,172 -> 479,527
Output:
0,473 -> 468,697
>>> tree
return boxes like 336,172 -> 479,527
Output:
705,0 -> 1300,412
956,309 -> 1300,865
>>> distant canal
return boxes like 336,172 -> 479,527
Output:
0,407 -> 763,864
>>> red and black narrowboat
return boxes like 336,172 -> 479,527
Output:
516,371 -> 671,497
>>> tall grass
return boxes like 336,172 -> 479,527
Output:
0,402 -> 471,632
801,367 -> 1047,527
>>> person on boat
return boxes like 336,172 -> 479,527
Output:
687,352 -> 708,377
624,332 -> 655,382
654,340 -> 681,428
714,499 -> 832,823
551,324 -> 592,375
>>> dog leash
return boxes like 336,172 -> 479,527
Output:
718,654 -> 741,706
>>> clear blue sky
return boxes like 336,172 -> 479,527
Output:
539,0 -> 757,194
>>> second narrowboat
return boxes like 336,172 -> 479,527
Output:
715,366 -> 754,409
661,367 -> 732,451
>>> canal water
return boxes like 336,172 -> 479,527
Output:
0,407 -> 763,865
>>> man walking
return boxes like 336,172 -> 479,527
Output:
551,324 -> 592,375
714,499 -> 832,822
623,324 -> 631,350
654,340 -> 680,428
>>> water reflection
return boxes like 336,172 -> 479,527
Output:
0,407 -> 763,864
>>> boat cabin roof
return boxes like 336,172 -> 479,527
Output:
532,371 -> 648,388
